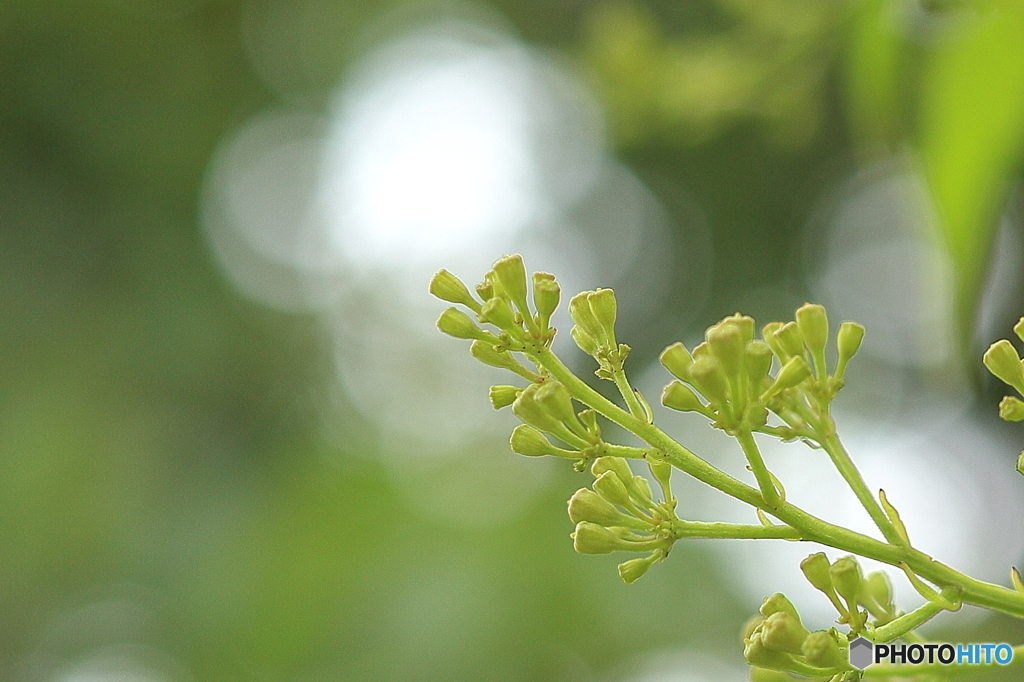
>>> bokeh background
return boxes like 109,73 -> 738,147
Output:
4,1 -> 1024,680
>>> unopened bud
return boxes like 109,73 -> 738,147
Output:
572,522 -> 650,554
730,313 -> 756,343
534,380 -> 579,429
688,356 -> 730,406
662,381 -> 706,413
437,307 -> 490,341
829,555 -> 863,607
593,470 -> 632,507
648,458 -> 672,493
766,356 -> 810,397
476,275 -> 494,301
660,342 -> 694,381
1015,317 -> 1024,343
489,385 -> 520,409
532,272 -> 560,328
795,303 -> 828,357
492,254 -> 530,314
745,340 -> 774,383
471,341 -> 533,377
801,630 -> 846,669
862,571 -> 894,616
760,612 -> 809,655
618,552 -> 659,584
836,321 -> 865,368
587,289 -> 617,347
761,322 -> 786,360
569,292 -> 606,347
591,456 -> 634,485
743,632 -> 795,671
984,339 -> 1024,393
480,296 -> 518,331
760,593 -> 800,620
510,424 -> 567,457
511,384 -> 562,433
999,396 -> 1024,422
1018,452 -> 1024,477
632,475 -> 654,504
775,321 -> 805,359
800,553 -> 834,594
429,269 -> 481,312
706,319 -> 746,378
568,488 -> 639,527
571,326 -> 599,356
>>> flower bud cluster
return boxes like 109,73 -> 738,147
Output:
985,319 -> 1024,424
568,288 -> 634,380
568,456 -> 674,584
800,553 -> 894,632
431,255 -> 562,357
660,305 -> 865,439
743,592 -> 849,676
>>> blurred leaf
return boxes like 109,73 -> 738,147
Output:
919,3 -> 1024,335
844,0 -> 904,157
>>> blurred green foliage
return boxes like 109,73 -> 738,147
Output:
1,1 -> 1024,681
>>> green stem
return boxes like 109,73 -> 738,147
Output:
612,368 -> 646,420
870,600 -> 945,643
818,428 -> 905,546
736,430 -> 780,508
530,347 -> 1024,620
671,520 -> 801,540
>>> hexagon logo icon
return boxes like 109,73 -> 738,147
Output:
849,637 -> 874,670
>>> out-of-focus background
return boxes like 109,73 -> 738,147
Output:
3,1 -> 1024,680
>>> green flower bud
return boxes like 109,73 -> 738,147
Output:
730,313 -> 756,344
999,396 -> 1024,421
688,356 -> 730,406
511,383 -> 562,433
801,629 -> 847,669
800,553 -> 835,594
1015,317 -> 1024,343
489,385 -> 520,409
648,458 -> 672,494
745,340 -> 774,383
662,381 -> 706,413
591,456 -> 634,484
572,522 -> 653,554
476,275 -> 494,301
760,611 -> 810,655
984,339 -> 1024,393
532,272 -> 560,328
1018,452 -> 1024,477
861,571 -> 894,617
691,341 -> 711,358
429,269 -> 481,312
743,632 -> 796,671
578,409 -> 600,438
765,356 -> 811,398
569,292 -> 606,348
492,254 -> 530,315
829,555 -> 863,608
571,326 -> 599,356
568,488 -> 639,527
795,303 -> 828,357
836,321 -> 865,369
660,342 -> 694,381
761,321 -> 786,360
437,307 -> 492,341
471,340 -> 535,377
618,552 -> 659,584
593,470 -> 633,507
587,289 -> 618,347
775,322 -> 805,359
706,319 -> 746,378
510,424 -> 570,457
480,296 -> 518,331
534,380 -> 579,430
760,593 -> 800,620
632,475 -> 654,504
741,615 -> 765,642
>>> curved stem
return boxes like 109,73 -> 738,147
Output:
531,347 -> 1024,619
735,430 -> 780,508
671,520 -> 801,540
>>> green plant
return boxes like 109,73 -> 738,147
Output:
432,254 -> 1024,681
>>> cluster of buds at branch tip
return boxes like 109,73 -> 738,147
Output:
984,318 -> 1024,474
568,456 -> 677,583
743,592 -> 849,677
